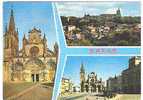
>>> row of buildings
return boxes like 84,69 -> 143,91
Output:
107,56 -> 141,94
59,78 -> 73,95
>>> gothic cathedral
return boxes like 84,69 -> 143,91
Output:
80,63 -> 105,93
4,9 -> 58,83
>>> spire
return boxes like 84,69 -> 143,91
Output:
8,9 -> 15,32
23,34 -> 27,43
115,74 -> 117,79
80,62 -> 85,73
11,9 -> 13,16
54,42 -> 58,57
23,34 -> 25,39
43,33 -> 47,57
5,24 -> 7,33
43,33 -> 46,39
17,28 -> 18,33
43,33 -> 47,42
23,34 -> 27,48
116,8 -> 121,17
23,34 -> 26,40
54,42 -> 58,52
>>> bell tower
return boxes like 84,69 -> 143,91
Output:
80,63 -> 85,82
116,8 -> 121,17
80,63 -> 85,92
4,9 -> 19,60
4,9 -> 19,82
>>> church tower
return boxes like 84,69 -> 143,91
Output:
80,63 -> 85,92
43,33 -> 48,57
4,9 -> 19,82
22,34 -> 27,57
54,42 -> 59,65
4,9 -> 19,60
116,8 -> 121,17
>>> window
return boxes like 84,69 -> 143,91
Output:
30,46 -> 39,57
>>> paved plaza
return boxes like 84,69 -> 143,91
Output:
15,84 -> 53,100
4,83 -> 53,100
59,93 -> 140,100
59,93 -> 107,100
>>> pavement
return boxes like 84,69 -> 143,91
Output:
107,94 -> 141,100
73,95 -> 106,100
59,93 -> 107,100
4,82 -> 36,99
59,93 -> 141,100
13,84 -> 53,100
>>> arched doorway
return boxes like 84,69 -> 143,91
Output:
24,58 -> 45,82
31,73 -> 39,82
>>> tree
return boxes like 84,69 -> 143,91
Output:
61,16 -> 68,26
115,40 -> 129,46
113,16 -> 122,23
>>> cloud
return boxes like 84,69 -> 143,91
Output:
56,2 -> 124,17
104,8 -> 119,14
56,2 -> 140,17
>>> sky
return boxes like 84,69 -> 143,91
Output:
57,1 -> 141,17
63,56 -> 132,86
3,2 -> 57,50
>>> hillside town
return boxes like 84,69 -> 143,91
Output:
61,9 -> 141,46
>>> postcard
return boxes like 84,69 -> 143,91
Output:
2,1 -> 141,100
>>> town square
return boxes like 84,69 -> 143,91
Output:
58,56 -> 141,100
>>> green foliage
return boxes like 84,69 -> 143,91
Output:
62,15 -> 140,46
109,29 -> 140,46
115,40 -> 129,46
121,17 -> 140,24
61,16 -> 68,26
67,39 -> 92,46
113,16 -> 122,23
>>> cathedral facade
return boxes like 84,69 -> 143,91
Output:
80,63 -> 105,93
4,9 -> 58,83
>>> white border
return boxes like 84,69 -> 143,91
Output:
1,1 -> 142,100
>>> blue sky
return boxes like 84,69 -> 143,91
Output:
3,2 -> 57,50
57,1 -> 140,17
63,56 -> 132,86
